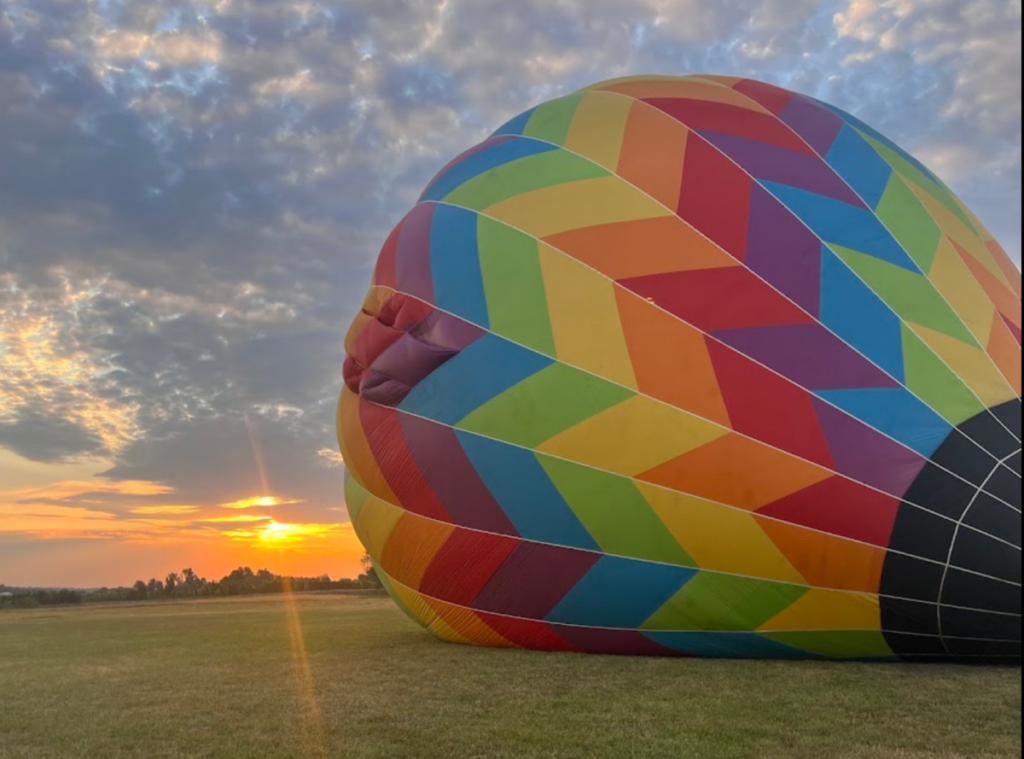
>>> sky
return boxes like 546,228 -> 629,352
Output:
0,0 -> 1021,588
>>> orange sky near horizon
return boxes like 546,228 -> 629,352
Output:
0,447 -> 366,588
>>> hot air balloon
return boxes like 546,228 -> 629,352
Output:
338,75 -> 1022,661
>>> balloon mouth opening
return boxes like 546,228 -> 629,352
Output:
880,400 -> 1022,661
344,290 -> 486,407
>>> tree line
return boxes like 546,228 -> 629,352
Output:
0,558 -> 382,610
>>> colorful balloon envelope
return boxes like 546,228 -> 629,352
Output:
339,75 -> 1022,662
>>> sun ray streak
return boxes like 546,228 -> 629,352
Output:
242,409 -> 272,499
282,579 -> 330,759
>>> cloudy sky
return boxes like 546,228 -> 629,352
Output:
0,0 -> 1020,587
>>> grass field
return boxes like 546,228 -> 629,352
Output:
0,595 -> 1020,759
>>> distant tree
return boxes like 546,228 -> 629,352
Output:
221,567 -> 258,595
360,554 -> 382,588
180,568 -> 204,597
0,563 -> 389,613
165,573 -> 181,596
35,589 -> 82,606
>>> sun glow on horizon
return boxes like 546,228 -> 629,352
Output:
258,521 -> 332,544
222,495 -> 300,510
0,442 -> 363,586
221,519 -> 349,548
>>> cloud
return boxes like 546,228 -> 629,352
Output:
834,0 -> 1022,131
130,505 -> 201,515
94,27 -> 224,69
0,275 -> 144,462
0,504 -> 117,521
317,448 -> 345,468
0,413 -> 107,465
200,515 -> 275,524
4,479 -> 174,503
0,504 -> 175,539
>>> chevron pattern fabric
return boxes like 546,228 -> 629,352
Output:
338,75 -> 1023,662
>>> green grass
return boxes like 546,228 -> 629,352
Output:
0,595 -> 1019,759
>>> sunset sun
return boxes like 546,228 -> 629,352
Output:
218,519 -> 344,550
257,521 -> 335,544
259,521 -> 303,544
